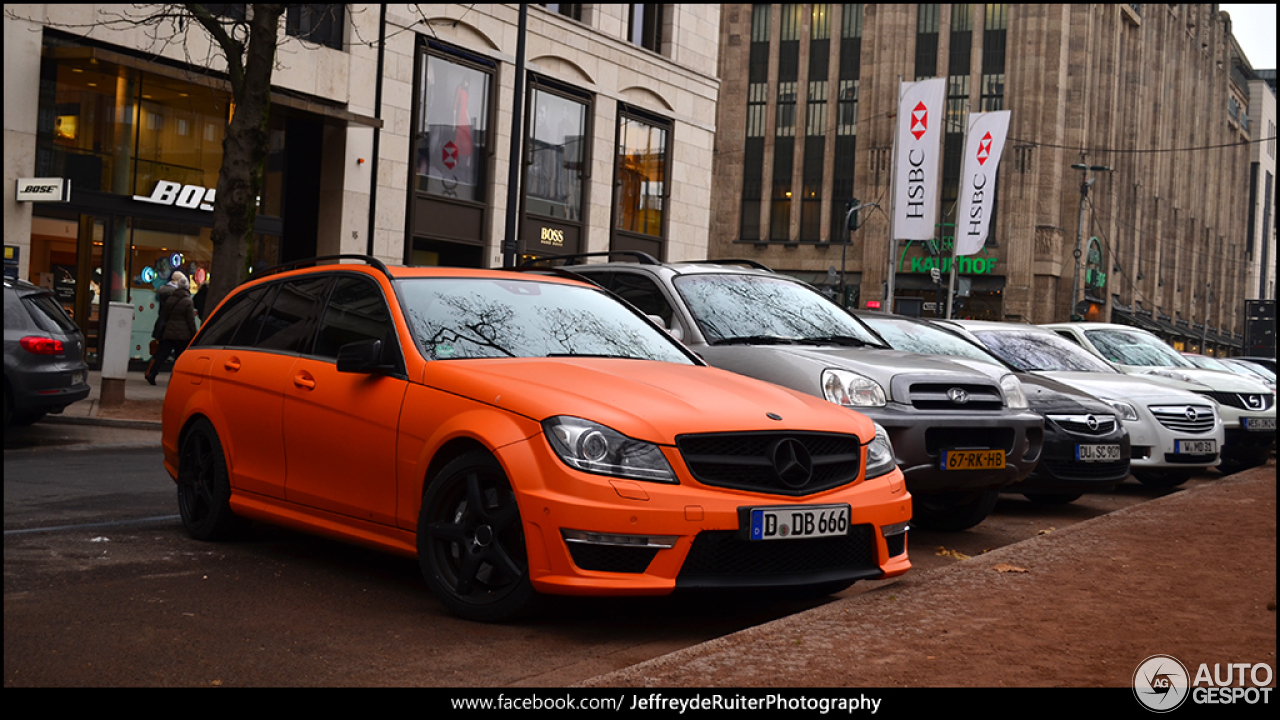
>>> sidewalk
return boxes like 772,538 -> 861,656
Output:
46,368 -> 167,430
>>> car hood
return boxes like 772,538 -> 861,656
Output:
419,357 -> 874,445
1034,371 -> 1211,404
1016,374 -> 1112,415
701,344 -> 997,384
1117,365 -> 1271,393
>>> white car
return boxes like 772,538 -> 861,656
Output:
938,320 -> 1224,488
1040,322 -> 1274,474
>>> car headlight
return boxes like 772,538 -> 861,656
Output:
864,423 -> 898,480
543,416 -> 676,483
822,369 -> 887,407
1102,399 -> 1139,423
1000,374 -> 1028,409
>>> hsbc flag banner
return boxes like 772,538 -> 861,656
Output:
893,78 -> 947,239
954,111 -> 1012,256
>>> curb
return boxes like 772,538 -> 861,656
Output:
42,414 -> 163,431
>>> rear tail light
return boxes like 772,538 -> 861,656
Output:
20,337 -> 65,355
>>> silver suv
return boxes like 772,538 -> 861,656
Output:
537,254 -> 1045,531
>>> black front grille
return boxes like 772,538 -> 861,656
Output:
1198,391 -> 1273,411
566,543 -> 659,574
908,382 -> 1004,411
1046,414 -> 1117,435
676,432 -> 861,496
1039,457 -> 1130,481
676,525 -> 879,588
924,426 -> 1016,455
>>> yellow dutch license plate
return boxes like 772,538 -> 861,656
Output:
941,449 -> 1006,470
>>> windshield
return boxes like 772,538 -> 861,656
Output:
672,273 -> 884,347
972,329 -> 1119,373
1184,354 -> 1231,371
858,315 -> 1004,366
397,277 -> 694,363
1083,328 -> 1193,368
1225,359 -> 1276,382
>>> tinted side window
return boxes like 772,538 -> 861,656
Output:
230,284 -> 282,347
254,276 -> 333,353
313,276 -> 397,361
608,272 -> 674,326
193,286 -> 265,347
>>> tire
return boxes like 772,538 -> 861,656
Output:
9,410 -> 47,427
176,418 -> 247,541
1133,469 -> 1193,489
911,489 -> 1000,532
1022,492 -> 1083,505
417,451 -> 538,623
1216,448 -> 1269,476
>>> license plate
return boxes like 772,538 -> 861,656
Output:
1242,417 -> 1275,431
749,504 -> 849,541
1174,438 -> 1218,454
940,449 -> 1005,470
1076,444 -> 1121,462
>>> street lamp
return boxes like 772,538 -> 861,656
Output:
1070,163 -> 1111,319
840,199 -> 878,307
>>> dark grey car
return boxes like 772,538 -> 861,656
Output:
4,278 -> 90,427
539,254 -> 1045,531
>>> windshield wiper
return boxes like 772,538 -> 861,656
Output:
803,334 -> 881,348
547,352 -> 638,359
710,335 -> 798,346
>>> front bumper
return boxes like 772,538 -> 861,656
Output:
863,405 -> 1044,496
494,436 -> 913,596
1011,419 -> 1130,495
1127,402 -> 1224,471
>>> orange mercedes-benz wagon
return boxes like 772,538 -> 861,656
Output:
162,257 -> 911,621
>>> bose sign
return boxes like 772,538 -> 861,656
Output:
16,178 -> 71,203
133,181 -> 216,211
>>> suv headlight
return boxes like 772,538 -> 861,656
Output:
864,423 -> 898,480
822,369 -> 887,407
543,416 -> 677,483
1103,399 -> 1139,423
1000,374 -> 1028,409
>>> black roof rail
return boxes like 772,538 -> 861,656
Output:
499,265 -> 606,289
252,254 -> 394,281
680,258 -> 776,272
519,251 -> 660,268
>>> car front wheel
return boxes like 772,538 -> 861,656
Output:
417,451 -> 538,622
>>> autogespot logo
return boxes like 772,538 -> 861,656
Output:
1134,655 -> 1191,712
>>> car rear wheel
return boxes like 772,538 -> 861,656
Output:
1133,469 -> 1192,489
177,418 -> 247,541
417,451 -> 538,622
911,489 -> 1000,531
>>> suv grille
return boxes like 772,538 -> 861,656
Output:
924,426 -> 1016,455
1198,391 -> 1273,411
676,525 -> 879,588
907,382 -> 1004,411
675,432 -> 862,496
1045,414 -> 1117,436
1149,404 -> 1217,434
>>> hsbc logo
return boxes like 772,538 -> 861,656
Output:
976,132 -> 993,165
910,101 -> 929,140
442,141 -> 459,170
133,180 -> 216,211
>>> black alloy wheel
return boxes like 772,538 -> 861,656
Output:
418,451 -> 538,622
177,418 -> 246,540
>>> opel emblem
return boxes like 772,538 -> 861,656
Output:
947,387 -> 970,404
771,438 -> 814,489
1185,406 -> 1198,422
1085,414 -> 1099,431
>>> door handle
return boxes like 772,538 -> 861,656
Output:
223,357 -> 241,371
293,373 -> 316,390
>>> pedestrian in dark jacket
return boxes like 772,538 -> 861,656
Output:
145,271 -> 198,385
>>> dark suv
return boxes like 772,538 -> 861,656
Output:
540,254 -> 1045,531
4,278 -> 90,427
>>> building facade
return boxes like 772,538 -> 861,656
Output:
710,4 -> 1259,353
4,4 -> 720,366
1245,69 -> 1276,304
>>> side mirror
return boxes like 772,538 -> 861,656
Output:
336,339 -> 395,374
647,314 -> 684,343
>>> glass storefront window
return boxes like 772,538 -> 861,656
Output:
416,51 -> 490,202
526,86 -> 588,222
615,112 -> 668,237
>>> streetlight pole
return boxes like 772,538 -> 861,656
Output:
1070,162 -> 1111,319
